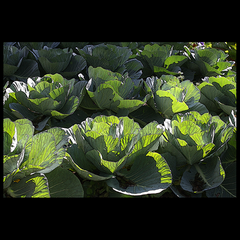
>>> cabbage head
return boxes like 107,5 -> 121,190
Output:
3,118 -> 84,198
159,111 -> 234,194
65,115 -> 172,196
4,73 -> 87,129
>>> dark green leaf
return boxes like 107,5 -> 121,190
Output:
45,166 -> 84,197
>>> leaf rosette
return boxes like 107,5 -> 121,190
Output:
3,44 -> 40,81
198,76 -> 236,115
65,115 -> 172,196
81,66 -> 150,114
144,75 -> 208,118
136,44 -> 188,78
77,43 -> 132,73
33,47 -> 87,78
4,74 -> 87,129
3,118 -> 83,198
159,111 -> 234,194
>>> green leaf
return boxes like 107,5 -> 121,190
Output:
206,162 -> 236,197
20,131 -> 65,174
9,103 -> 36,120
7,173 -> 50,198
106,152 -> 172,196
66,149 -> 112,181
154,66 -> 180,76
88,82 -> 146,114
155,90 -> 189,118
8,74 -> 82,120
15,91 -> 61,114
141,44 -> 171,70
125,121 -> 164,166
13,59 -> 40,79
3,118 -> 34,156
45,166 -> 84,197
4,63 -> 18,76
3,118 -> 17,155
86,67 -> 147,113
88,66 -> 122,87
180,156 -> 225,193
164,55 -> 188,70
195,48 -> 219,66
60,54 -> 86,79
124,58 -> 143,80
180,80 -> 200,106
3,45 -> 39,79
86,149 -> 129,174
50,96 -> 79,119
160,111 -> 233,169
46,127 -> 69,150
88,83 -> 122,110
214,97 -> 236,115
171,137 -> 214,165
13,118 -> 35,153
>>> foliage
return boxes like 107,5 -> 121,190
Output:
183,45 -> 235,81
144,75 -> 208,118
136,44 -> 188,78
198,76 -> 236,115
34,47 -> 87,78
158,111 -> 234,195
3,73 -> 86,130
77,44 -> 132,74
64,115 -> 171,196
3,118 -> 83,197
81,66 -> 149,114
3,42 -> 236,197
3,44 -> 40,83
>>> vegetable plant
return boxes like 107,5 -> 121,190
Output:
77,43 -> 132,74
144,75 -> 208,119
158,111 -> 234,195
3,73 -> 87,130
198,76 -> 236,115
183,45 -> 235,81
64,115 -> 172,196
3,118 -> 83,197
3,44 -> 40,83
33,47 -> 87,78
136,44 -> 188,78
80,66 -> 149,115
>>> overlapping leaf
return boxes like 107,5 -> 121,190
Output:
63,115 -> 170,196
144,75 -> 208,118
82,66 -> 149,114
159,111 -> 234,194
4,74 -> 87,130
198,76 -> 236,115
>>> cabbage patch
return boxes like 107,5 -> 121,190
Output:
3,42 -> 236,198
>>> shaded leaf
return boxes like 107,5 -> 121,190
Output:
45,166 -> 84,197
107,152 -> 172,196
